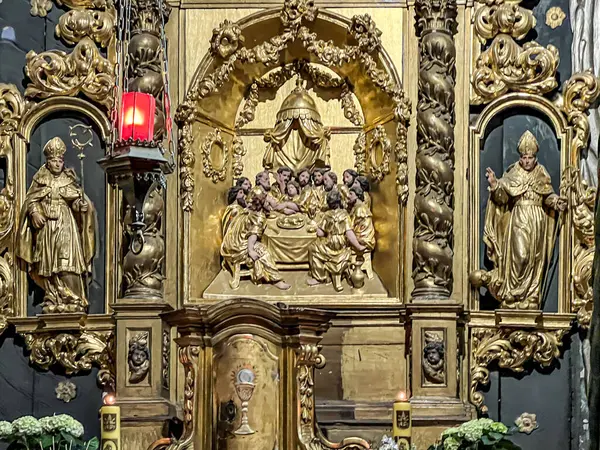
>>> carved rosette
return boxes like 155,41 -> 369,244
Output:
412,0 -> 457,299
176,6 -> 409,209
24,331 -> 115,392
470,328 -> 567,413
471,0 -> 559,104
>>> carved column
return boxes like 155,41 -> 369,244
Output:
408,0 -> 472,437
412,0 -> 458,300
113,2 -> 175,449
121,0 -> 170,300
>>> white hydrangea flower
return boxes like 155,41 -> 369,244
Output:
12,416 -> 42,436
0,421 -> 13,439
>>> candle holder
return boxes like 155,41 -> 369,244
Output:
233,368 -> 256,435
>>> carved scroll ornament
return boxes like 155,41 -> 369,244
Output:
470,328 -> 567,413
471,0 -> 559,104
202,129 -> 229,184
368,125 -> 391,183
25,38 -> 114,109
24,331 -> 115,391
176,1 -> 410,211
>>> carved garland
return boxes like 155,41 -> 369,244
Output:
202,129 -> 229,184
368,125 -> 391,182
175,2 -> 410,211
471,0 -> 559,105
470,328 -> 568,413
231,136 -> 247,181
412,0 -> 458,299
24,331 -> 116,392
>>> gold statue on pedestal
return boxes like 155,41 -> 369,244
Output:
17,137 -> 96,313
469,131 -> 566,310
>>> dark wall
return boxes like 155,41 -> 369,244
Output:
0,0 -> 105,442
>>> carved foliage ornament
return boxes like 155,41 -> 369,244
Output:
176,3 -> 410,211
471,0 -> 559,104
561,72 -> 600,327
25,38 -> 114,108
24,331 -> 115,391
57,8 -> 116,47
470,328 -> 567,413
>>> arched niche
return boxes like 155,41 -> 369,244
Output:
14,96 -> 115,316
468,93 -> 573,314
178,6 -> 409,304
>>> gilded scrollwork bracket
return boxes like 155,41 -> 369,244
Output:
470,317 -> 570,413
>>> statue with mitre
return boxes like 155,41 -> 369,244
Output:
469,130 -> 567,310
17,137 -> 96,313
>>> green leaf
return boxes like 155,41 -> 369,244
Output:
40,435 -> 54,448
85,437 -> 99,450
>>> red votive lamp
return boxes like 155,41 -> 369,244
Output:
118,92 -> 155,142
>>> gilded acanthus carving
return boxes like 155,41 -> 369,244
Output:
202,129 -> 229,184
412,0 -> 457,299
368,125 -> 391,183
179,344 -> 201,441
0,255 -> 14,336
211,20 -> 245,59
162,329 -> 170,390
24,38 -> 114,108
24,331 -> 115,391
56,8 -> 116,48
471,0 -> 559,104
30,0 -> 52,17
470,328 -> 567,413
353,132 -> 367,174
176,5 -> 409,209
561,72 -> 600,327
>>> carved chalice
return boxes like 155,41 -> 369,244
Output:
234,368 -> 256,435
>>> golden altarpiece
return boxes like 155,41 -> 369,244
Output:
0,0 -> 598,448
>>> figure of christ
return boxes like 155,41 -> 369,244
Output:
470,131 -> 567,309
296,167 -> 321,219
307,190 -> 366,292
220,186 -> 291,290
255,170 -> 299,216
270,166 -> 293,201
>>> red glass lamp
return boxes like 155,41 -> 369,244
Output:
118,92 -> 155,142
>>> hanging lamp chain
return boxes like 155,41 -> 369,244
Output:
157,0 -> 175,170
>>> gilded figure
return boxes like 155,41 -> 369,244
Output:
422,331 -> 445,385
340,169 -> 359,208
296,167 -> 323,219
469,131 -> 567,310
347,186 -> 375,279
307,190 -> 366,292
221,186 -> 291,290
17,137 -> 96,314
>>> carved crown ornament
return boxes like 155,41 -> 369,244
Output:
175,1 -> 411,212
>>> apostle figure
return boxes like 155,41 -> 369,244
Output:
307,190 -> 366,292
221,186 -> 290,290
297,167 -> 323,219
340,169 -> 359,207
222,186 -> 247,237
469,131 -> 567,310
17,137 -> 96,314
270,166 -> 293,201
